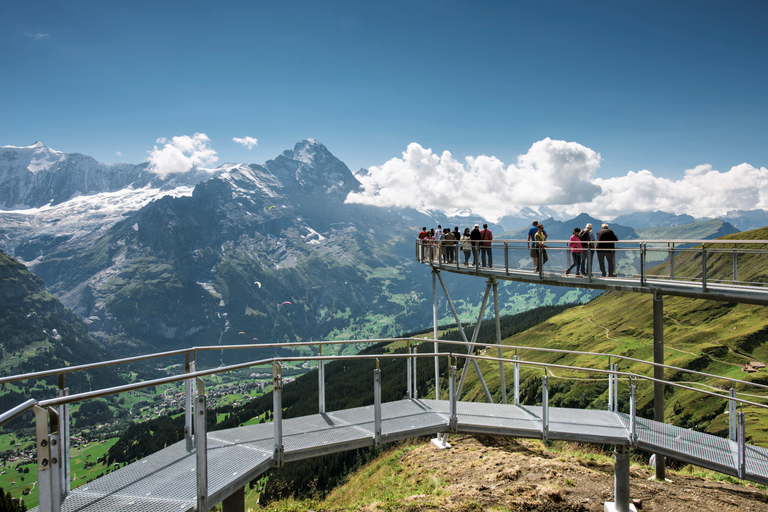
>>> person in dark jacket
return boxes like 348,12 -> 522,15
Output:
480,223 -> 493,268
470,224 -> 482,266
596,223 -> 619,277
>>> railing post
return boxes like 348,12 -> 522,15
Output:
613,363 -> 619,412
273,363 -> 284,468
406,341 -> 412,399
318,345 -> 326,414
701,245 -> 708,292
737,411 -> 746,479
185,356 -> 196,445
449,362 -> 458,433
34,405 -> 61,512
542,372 -> 549,441
195,377 -> 208,512
374,362 -> 382,447
729,388 -> 737,441
513,353 -> 520,406
411,345 -> 418,399
57,374 -> 70,497
608,360 -> 614,412
537,245 -> 543,276
733,246 -> 738,284
504,242 -> 509,276
668,243 -> 675,280
640,243 -> 646,285
629,379 -> 637,447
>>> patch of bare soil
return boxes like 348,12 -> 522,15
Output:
394,435 -> 768,511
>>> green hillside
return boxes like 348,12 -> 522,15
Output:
460,226 -> 768,443
0,251 -> 122,413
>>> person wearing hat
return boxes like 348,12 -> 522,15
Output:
578,223 -> 596,275
470,224 -> 482,266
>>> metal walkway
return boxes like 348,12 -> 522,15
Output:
417,238 -> 768,305
34,398 -> 768,512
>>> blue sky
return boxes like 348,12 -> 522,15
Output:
3,1 -> 768,217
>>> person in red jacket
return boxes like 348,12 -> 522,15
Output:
417,227 -> 428,261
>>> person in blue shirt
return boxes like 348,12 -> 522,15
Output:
527,220 -> 547,271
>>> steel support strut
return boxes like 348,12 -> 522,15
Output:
652,293 -> 665,481
491,279 -> 507,404
456,280 -> 494,402
606,445 -> 633,512
432,270 -> 440,399
434,271 -> 492,401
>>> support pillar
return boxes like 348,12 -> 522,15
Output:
604,445 -> 636,512
492,279 -> 507,404
433,270 -> 439,399
652,294 -> 665,481
221,487 -> 245,512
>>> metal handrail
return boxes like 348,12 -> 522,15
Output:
429,338 -> 768,391
7,335 -> 768,401
0,338 -> 407,386
32,349 -> 768,412
0,398 -> 36,427
35,352 -> 419,408
460,353 -> 768,410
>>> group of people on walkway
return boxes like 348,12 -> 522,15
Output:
418,224 -> 494,267
526,220 -> 620,277
419,219 -> 620,278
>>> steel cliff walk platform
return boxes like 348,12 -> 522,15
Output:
415,237 -> 768,306
7,235 -> 768,511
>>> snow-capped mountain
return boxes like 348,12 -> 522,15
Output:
0,140 -> 454,359
0,141 -> 219,210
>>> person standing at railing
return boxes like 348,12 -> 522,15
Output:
534,224 -> 548,271
578,223 -> 596,276
596,223 -> 619,277
444,228 -> 455,263
528,220 -> 547,271
418,227 -> 428,261
470,224 -> 482,266
480,223 -> 493,268
565,227 -> 583,277
461,228 -> 472,266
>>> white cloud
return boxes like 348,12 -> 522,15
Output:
115,151 -> 123,157
25,32 -> 49,40
569,163 -> 768,219
346,138 -> 768,220
148,133 -> 218,178
233,136 -> 258,149
346,138 -> 602,219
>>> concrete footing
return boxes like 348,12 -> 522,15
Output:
431,433 -> 451,449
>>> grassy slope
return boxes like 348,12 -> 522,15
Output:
459,226 -> 768,444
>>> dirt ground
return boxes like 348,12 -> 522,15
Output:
392,435 -> 768,512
